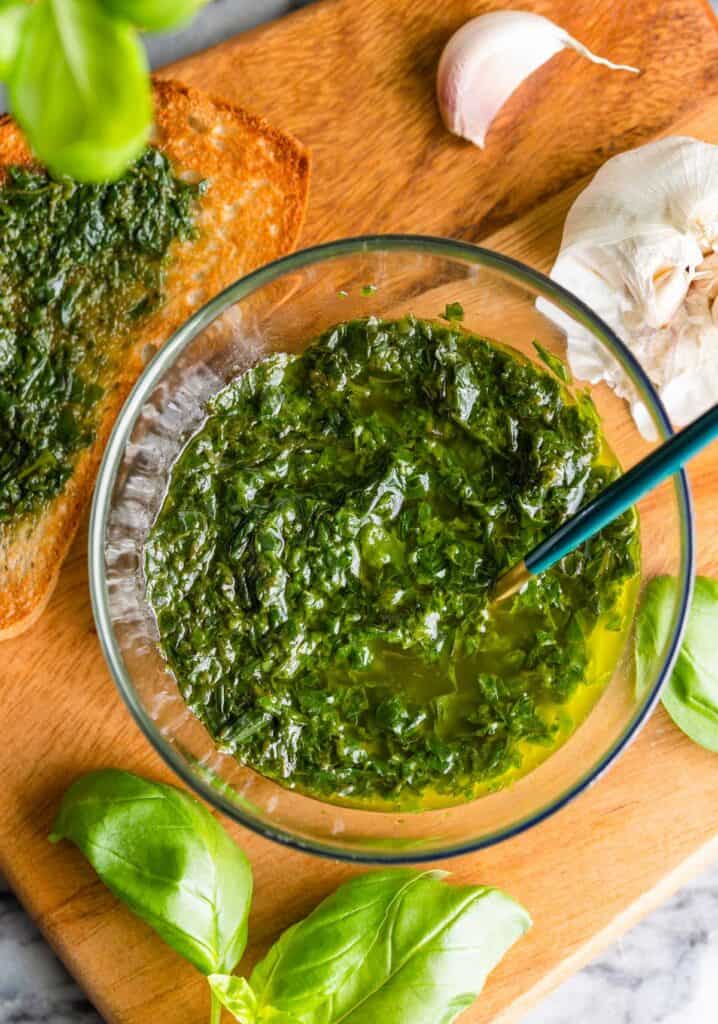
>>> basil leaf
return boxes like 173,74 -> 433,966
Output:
634,575 -> 677,700
50,769 -> 253,975
9,0 -> 151,182
533,341 -> 570,383
635,575 -> 718,751
0,0 -> 27,79
247,869 -> 530,1024
100,0 -> 209,32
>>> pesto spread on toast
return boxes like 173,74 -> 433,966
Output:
0,148 -> 200,526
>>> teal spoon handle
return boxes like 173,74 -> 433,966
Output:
495,403 -> 717,600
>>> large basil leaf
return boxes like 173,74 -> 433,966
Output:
100,0 -> 209,31
9,0 -> 151,182
635,575 -> 718,751
50,769 -> 253,975
222,869 -> 529,1024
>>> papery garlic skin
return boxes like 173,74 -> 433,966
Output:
537,137 -> 718,439
437,11 -> 638,149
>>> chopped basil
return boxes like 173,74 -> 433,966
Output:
533,340 -> 570,383
442,301 -> 464,322
145,316 -> 638,808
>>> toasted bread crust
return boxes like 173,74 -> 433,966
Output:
0,78 -> 310,640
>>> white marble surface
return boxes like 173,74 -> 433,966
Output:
2,2 -> 718,1022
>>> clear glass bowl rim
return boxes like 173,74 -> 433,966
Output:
89,234 -> 695,864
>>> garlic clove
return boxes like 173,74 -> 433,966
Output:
647,265 -> 693,328
437,11 -> 639,149
615,234 -> 700,329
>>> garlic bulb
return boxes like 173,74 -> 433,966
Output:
437,11 -> 638,149
537,136 -> 718,438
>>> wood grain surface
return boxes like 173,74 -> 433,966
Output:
3,2 -> 718,1022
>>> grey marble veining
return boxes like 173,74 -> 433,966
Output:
524,869 -> 718,1024
0,875 -> 99,1024
2,2 -> 718,1023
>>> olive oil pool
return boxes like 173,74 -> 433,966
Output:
145,315 -> 639,811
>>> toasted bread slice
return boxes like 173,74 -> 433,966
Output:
0,78 -> 310,640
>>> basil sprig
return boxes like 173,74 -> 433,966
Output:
1,0 -> 211,182
210,870 -> 531,1024
52,771 -> 530,1024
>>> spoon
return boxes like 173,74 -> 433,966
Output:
493,403 -> 718,603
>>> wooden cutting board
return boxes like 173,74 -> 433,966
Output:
3,1 -> 718,1022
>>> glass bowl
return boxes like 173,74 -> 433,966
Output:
89,235 -> 694,863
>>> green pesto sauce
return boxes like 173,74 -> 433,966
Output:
145,316 -> 639,810
0,148 -> 201,526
